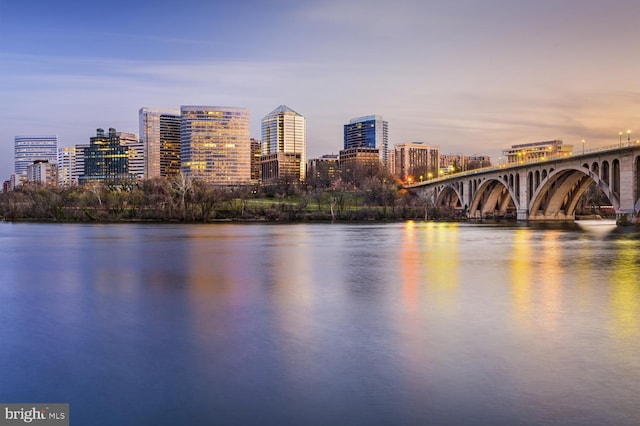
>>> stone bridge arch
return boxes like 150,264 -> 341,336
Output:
468,178 -> 519,219
528,166 -> 616,221
434,183 -> 463,210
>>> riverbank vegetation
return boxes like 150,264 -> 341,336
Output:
0,174 -> 456,223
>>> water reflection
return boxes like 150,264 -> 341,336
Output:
610,239 -> 640,340
1,222 -> 640,425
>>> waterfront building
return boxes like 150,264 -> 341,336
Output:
14,135 -> 58,178
79,128 -> 134,184
26,160 -> 57,186
344,115 -> 389,168
307,154 -> 340,186
180,106 -> 251,185
74,144 -> 89,183
502,140 -> 572,163
466,154 -> 492,170
119,132 -> 144,180
139,108 -> 181,179
261,105 -> 306,182
57,147 -> 77,186
395,142 -> 440,183
339,147 -> 381,184
250,138 -> 262,183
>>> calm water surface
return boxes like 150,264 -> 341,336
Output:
0,221 -> 639,425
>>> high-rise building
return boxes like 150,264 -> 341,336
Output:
261,105 -> 306,182
27,160 -> 57,186
74,144 -> 89,183
14,135 -> 58,177
344,115 -> 388,168
394,142 -> 440,183
79,128 -> 133,184
250,138 -> 262,183
139,108 -> 181,179
57,146 -> 77,186
118,132 -> 144,180
180,106 -> 251,185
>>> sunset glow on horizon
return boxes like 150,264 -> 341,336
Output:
1,0 -> 639,178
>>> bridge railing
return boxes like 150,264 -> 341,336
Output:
406,139 -> 640,187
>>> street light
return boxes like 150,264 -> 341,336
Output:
582,139 -> 585,155
627,129 -> 631,145
619,131 -> 623,148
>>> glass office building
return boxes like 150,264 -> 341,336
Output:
14,135 -> 58,176
79,128 -> 133,184
139,108 -> 181,179
343,115 -> 388,168
261,105 -> 306,182
180,106 -> 251,185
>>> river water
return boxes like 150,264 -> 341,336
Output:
0,221 -> 639,425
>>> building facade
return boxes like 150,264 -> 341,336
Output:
502,140 -> 572,163
307,154 -> 339,185
119,132 -> 144,180
344,115 -> 388,168
27,160 -> 57,186
250,138 -> 262,183
57,146 -> 77,186
74,144 -> 89,184
180,106 -> 251,185
394,142 -> 440,183
339,147 -> 381,184
139,108 -> 181,179
261,105 -> 306,182
79,128 -> 133,184
14,135 -> 58,177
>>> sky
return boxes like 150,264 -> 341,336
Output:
1,0 -> 640,179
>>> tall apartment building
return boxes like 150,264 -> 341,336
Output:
57,146 -> 77,186
79,128 -> 134,184
139,108 -> 181,179
394,142 -> 440,183
74,144 -> 89,183
14,135 -> 58,177
261,105 -> 306,182
180,106 -> 251,185
344,115 -> 388,168
250,138 -> 262,183
27,160 -> 57,186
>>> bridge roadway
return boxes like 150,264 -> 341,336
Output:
406,141 -> 640,223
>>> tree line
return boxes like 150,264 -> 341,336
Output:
0,172 -> 448,223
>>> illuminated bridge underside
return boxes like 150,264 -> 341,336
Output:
408,144 -> 640,223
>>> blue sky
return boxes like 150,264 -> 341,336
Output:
1,0 -> 640,179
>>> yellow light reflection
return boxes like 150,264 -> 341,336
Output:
400,221 -> 421,310
538,231 -> 563,333
510,228 -> 532,327
609,239 -> 640,340
422,222 -> 460,308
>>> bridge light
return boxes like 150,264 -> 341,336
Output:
628,129 -> 631,143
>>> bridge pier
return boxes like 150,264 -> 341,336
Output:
616,209 -> 637,225
517,209 -> 528,221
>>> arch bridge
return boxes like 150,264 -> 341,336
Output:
407,142 -> 640,223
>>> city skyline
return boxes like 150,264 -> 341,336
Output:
2,0 -> 640,180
